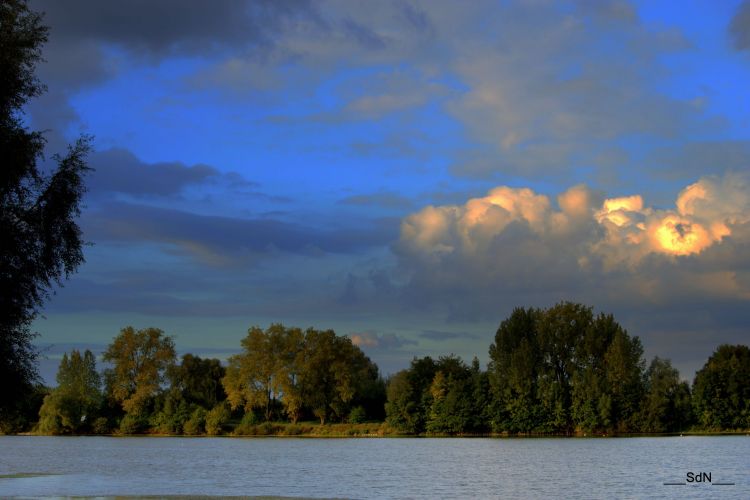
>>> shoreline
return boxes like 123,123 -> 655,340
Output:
11,425 -> 750,439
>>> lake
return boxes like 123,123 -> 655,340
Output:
0,435 -> 748,498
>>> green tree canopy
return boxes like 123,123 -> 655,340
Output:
426,356 -> 478,434
385,356 -> 437,434
1,0 -> 91,427
170,353 -> 226,409
103,327 -> 176,416
291,327 -> 381,424
37,349 -> 101,434
487,303 -> 644,434
638,357 -> 692,433
692,344 -> 750,430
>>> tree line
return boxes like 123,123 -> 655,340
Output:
8,302 -> 748,436
33,325 -> 385,435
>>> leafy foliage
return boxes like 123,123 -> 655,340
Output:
103,327 -> 176,416
0,0 -> 91,427
205,402 -> 231,435
692,345 -> 750,430
638,357 -> 692,432
170,354 -> 226,409
486,303 -> 644,434
223,324 -> 384,425
183,407 -> 207,435
37,350 -> 101,434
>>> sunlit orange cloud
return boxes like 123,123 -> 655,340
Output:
400,173 -> 749,266
597,195 -> 645,227
350,333 -> 379,348
650,215 -> 711,256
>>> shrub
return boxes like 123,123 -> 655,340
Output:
92,417 -> 111,435
183,407 -> 207,435
119,413 -> 148,434
234,411 -> 260,435
348,406 -> 367,424
205,403 -> 231,436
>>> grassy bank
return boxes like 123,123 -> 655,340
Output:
22,420 -> 750,438
229,421 -> 401,437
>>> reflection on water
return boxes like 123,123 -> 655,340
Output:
0,436 -> 748,499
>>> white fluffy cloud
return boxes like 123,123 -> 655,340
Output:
402,172 -> 748,261
396,172 -> 750,310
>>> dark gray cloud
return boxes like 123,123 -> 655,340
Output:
87,149 -> 226,197
575,0 -> 638,24
730,0 -> 750,51
419,330 -> 479,341
342,18 -> 388,50
650,141 -> 750,179
338,192 -> 414,210
83,202 -> 399,265
33,0 -> 316,57
399,1 -> 435,36
44,276 -> 256,317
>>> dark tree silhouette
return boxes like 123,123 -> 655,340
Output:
1,0 -> 91,427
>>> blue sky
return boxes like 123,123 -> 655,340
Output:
28,0 -> 750,382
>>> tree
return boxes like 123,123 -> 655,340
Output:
487,303 -> 645,434
170,353 -> 226,409
426,356 -> 476,434
692,344 -> 750,430
487,307 -> 543,432
1,0 -> 91,425
385,370 -> 419,433
602,329 -> 644,431
223,324 -> 381,424
223,325 -> 283,421
299,328 -> 374,424
385,356 -> 437,434
535,302 -> 594,433
276,326 -> 305,423
102,327 -> 176,417
571,313 -> 622,432
638,357 -> 692,433
37,349 -> 101,434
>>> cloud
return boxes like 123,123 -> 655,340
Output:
33,0 -> 316,57
419,330 -> 479,341
438,1 -> 695,179
339,192 -> 415,210
394,172 -> 750,321
400,173 -> 749,264
349,331 -> 418,350
730,0 -> 750,51
29,0 -> 321,143
86,149 -> 231,197
340,70 -> 450,119
83,202 -> 400,266
30,0 -> 726,191
650,141 -> 750,179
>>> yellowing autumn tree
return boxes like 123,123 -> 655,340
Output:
103,327 -> 176,416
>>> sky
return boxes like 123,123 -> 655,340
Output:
27,0 -> 750,383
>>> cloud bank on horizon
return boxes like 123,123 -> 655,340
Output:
26,0 -> 750,380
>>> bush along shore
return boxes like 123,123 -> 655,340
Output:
3,303 -> 749,437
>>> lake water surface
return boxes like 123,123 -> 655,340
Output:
1,435 -> 748,498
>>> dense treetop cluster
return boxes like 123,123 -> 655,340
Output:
8,303 -> 749,436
